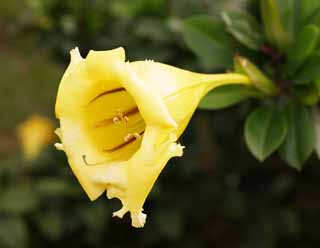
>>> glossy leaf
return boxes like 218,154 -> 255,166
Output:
199,85 -> 260,110
279,101 -> 315,170
286,24 -> 320,72
182,16 -> 237,69
245,106 -> 287,161
300,0 -> 320,25
276,0 -> 299,41
314,76 -> 320,94
221,11 -> 263,51
294,51 -> 320,85
295,84 -> 319,106
260,0 -> 289,51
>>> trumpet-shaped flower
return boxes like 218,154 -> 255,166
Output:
55,47 -> 251,227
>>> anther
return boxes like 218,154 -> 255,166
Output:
124,133 -> 133,142
133,132 -> 141,140
112,116 -> 120,123
123,116 -> 129,125
116,109 -> 124,119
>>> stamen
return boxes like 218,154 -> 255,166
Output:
124,133 -> 133,142
82,155 -> 107,166
103,130 -> 145,153
94,107 -> 139,129
124,132 -> 141,142
95,119 -> 113,128
116,109 -> 124,119
123,116 -> 129,124
112,116 -> 120,123
133,132 -> 141,140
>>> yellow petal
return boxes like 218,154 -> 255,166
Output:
55,47 -> 251,227
130,61 -> 250,136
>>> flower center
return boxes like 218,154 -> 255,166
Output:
84,86 -> 146,162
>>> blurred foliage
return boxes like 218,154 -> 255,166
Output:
1,0 -> 320,248
182,0 -> 320,169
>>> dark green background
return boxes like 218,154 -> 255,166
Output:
0,0 -> 319,247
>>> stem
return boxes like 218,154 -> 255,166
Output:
204,73 -> 251,93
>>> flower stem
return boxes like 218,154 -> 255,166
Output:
204,73 -> 251,93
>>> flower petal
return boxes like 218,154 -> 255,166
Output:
55,47 -> 251,228
120,62 -> 177,128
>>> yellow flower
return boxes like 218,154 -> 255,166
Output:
17,115 -> 55,160
55,47 -> 251,227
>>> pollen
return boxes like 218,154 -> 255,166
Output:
114,109 -> 130,126
124,133 -> 133,142
124,132 -> 141,142
112,116 -> 120,123
111,109 -> 130,126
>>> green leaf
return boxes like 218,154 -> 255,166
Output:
182,16 -> 238,70
244,106 -> 287,161
199,85 -> 260,110
0,218 -> 28,248
294,51 -> 320,85
221,11 -> 263,51
300,0 -> 320,25
294,84 -> 319,106
314,76 -> 320,94
279,101 -> 315,170
260,0 -> 289,51
286,24 -> 320,72
275,0 -> 299,42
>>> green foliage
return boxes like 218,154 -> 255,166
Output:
261,0 -> 289,51
245,106 -> 287,161
279,101 -> 315,170
182,0 -> 320,169
0,47 -> 61,129
286,24 -> 320,73
294,51 -> 320,85
199,85 -> 260,110
300,0 -> 320,26
221,11 -> 263,51
0,186 -> 39,214
276,0 -> 300,41
2,0 -> 320,247
182,16 -> 237,69
0,218 -> 28,248
234,55 -> 279,95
